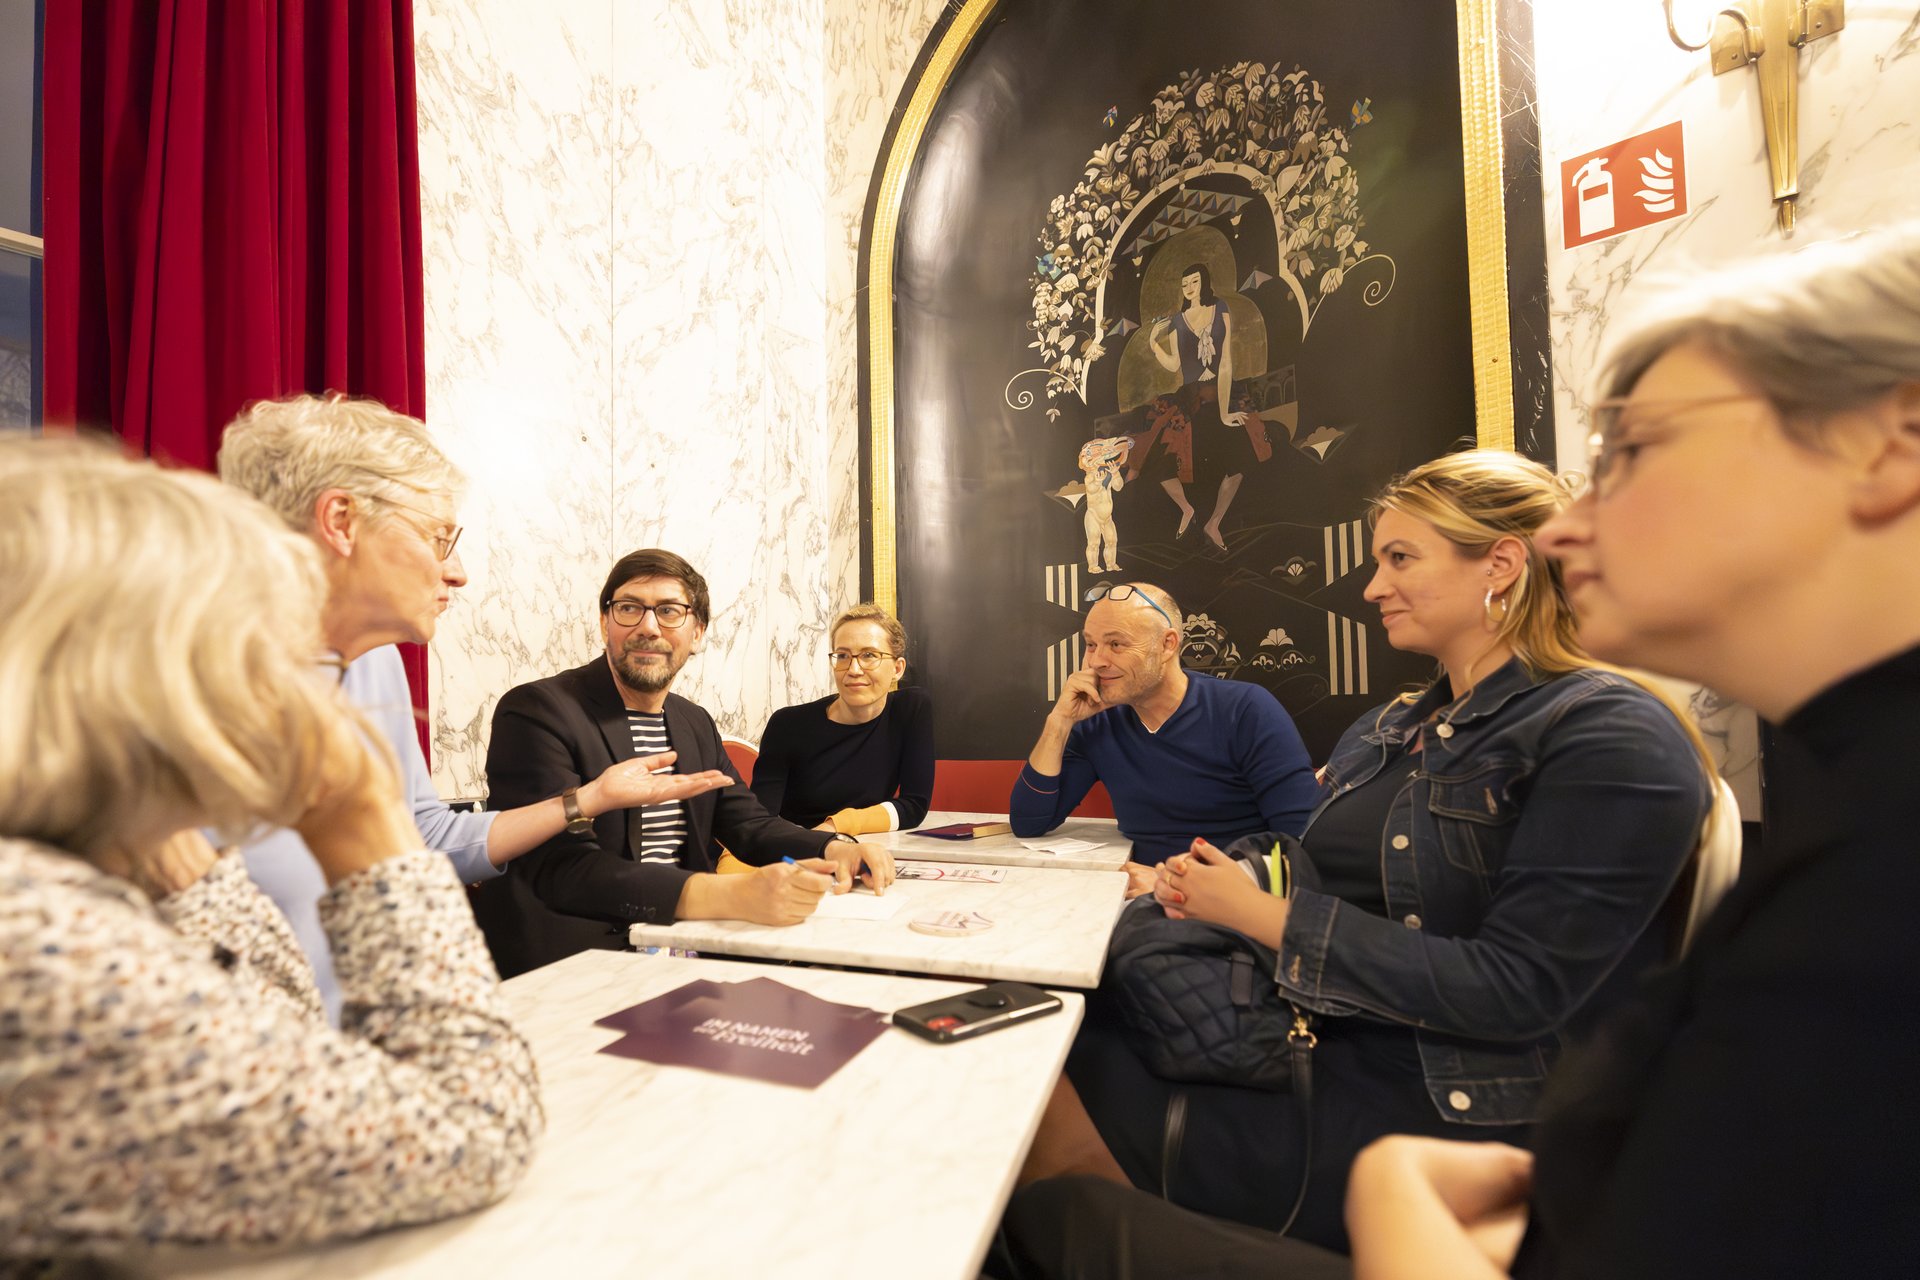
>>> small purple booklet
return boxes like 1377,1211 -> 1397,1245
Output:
915,820 -> 1013,840
595,977 -> 890,1089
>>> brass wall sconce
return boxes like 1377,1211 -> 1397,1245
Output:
1662,0 -> 1845,230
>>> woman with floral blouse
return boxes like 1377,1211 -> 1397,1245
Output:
0,438 -> 544,1261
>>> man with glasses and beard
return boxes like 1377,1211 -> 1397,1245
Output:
476,549 -> 894,977
1010,582 -> 1318,896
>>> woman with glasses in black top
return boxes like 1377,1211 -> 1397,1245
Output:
751,603 -> 935,837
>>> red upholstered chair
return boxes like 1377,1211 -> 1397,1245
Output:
721,736 -> 758,786
929,760 -> 1115,819
714,737 -> 761,876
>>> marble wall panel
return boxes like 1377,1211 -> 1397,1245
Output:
416,0 -> 618,796
417,0 -> 1054,790
611,0 -> 834,740
822,0 -> 954,621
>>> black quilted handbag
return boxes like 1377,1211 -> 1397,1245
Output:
1104,842 -> 1322,1233
1105,894 -> 1315,1092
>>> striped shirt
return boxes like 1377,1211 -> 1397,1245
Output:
628,711 -> 688,864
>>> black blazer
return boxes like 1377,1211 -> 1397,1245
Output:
473,656 -> 836,977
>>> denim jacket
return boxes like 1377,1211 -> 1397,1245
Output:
1270,659 -> 1709,1127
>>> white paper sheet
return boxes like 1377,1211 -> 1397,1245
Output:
1017,838 -> 1104,855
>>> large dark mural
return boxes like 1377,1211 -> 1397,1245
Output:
865,0 -> 1543,763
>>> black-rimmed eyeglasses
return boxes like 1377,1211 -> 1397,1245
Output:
607,600 -> 694,629
829,649 -> 897,670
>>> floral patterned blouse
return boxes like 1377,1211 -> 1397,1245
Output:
0,840 -> 545,1259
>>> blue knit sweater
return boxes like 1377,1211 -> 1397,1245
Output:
1009,674 -> 1320,864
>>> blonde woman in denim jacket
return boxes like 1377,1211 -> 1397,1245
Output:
1018,450 -> 1712,1253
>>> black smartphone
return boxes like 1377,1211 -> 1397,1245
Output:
892,981 -> 1064,1043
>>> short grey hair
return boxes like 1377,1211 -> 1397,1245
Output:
0,436 -> 346,859
218,393 -> 465,532
1597,221 -> 1920,449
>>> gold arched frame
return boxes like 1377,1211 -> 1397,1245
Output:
864,0 -> 1514,614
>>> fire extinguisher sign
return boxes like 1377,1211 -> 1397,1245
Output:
1560,121 -> 1689,249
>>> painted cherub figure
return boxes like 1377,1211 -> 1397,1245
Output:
1077,435 -> 1133,573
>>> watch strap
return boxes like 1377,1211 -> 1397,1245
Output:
562,785 -> 593,834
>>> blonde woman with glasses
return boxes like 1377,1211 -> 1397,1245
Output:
0,438 -> 542,1261
220,394 -> 724,1019
750,603 -> 934,835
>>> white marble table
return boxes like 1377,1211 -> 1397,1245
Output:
629,862 -> 1127,988
140,952 -> 1084,1280
882,810 -> 1129,871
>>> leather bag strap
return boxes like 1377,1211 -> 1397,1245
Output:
1274,1009 -> 1317,1236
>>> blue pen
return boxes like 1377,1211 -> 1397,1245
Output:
786,853 -> 871,890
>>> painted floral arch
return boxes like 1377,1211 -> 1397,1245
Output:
1019,60 -> 1394,415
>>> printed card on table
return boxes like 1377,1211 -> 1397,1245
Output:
895,861 -> 1008,883
595,977 -> 889,1089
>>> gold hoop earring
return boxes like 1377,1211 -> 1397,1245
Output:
1483,586 -> 1511,630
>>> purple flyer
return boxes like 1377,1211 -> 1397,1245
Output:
596,977 -> 890,1089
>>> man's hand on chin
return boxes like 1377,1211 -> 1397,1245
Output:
1052,667 -> 1108,725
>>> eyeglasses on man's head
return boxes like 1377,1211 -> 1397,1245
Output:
1084,583 -> 1176,632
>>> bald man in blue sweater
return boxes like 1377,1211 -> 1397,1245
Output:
1010,583 -> 1320,896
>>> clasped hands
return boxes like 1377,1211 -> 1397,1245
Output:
1150,837 -> 1289,950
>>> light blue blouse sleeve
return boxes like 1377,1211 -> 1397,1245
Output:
343,647 -> 501,884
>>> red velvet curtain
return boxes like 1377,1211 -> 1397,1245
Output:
42,0 -> 432,754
